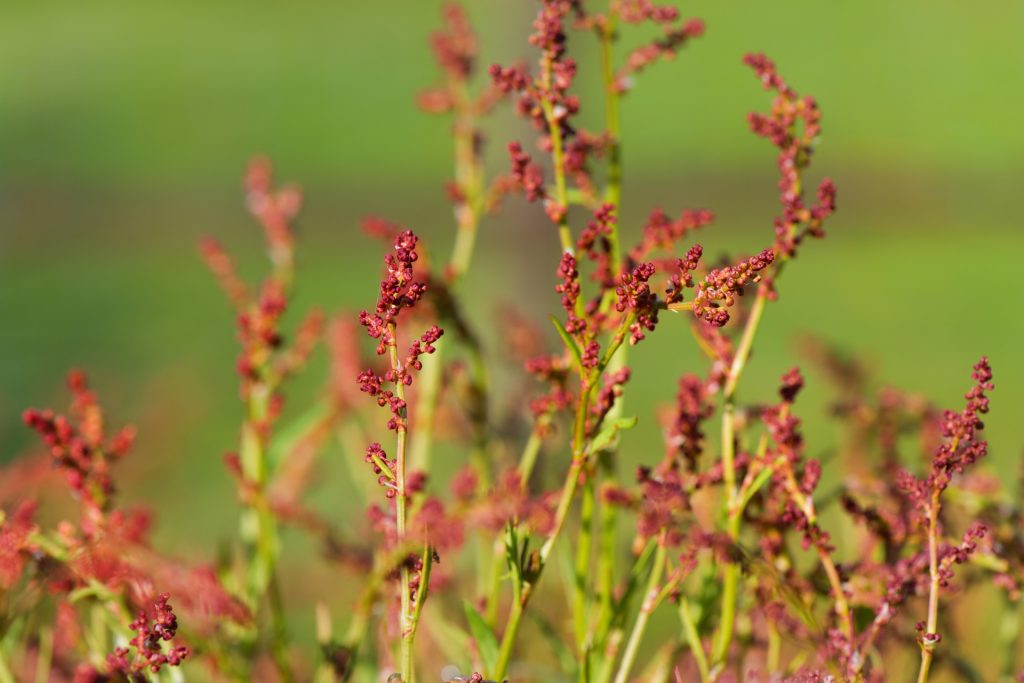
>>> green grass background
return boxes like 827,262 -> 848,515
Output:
1,0 -> 1022,676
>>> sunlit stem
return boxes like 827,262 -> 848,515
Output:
612,533 -> 668,683
711,289 -> 768,670
387,324 -> 414,682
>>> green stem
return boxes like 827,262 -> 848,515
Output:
540,62 -> 573,254
575,470 -> 596,658
494,591 -> 527,679
517,414 -> 552,485
722,291 -> 768,400
493,384 -> 594,680
34,625 -> 53,683
0,646 -> 13,683
267,574 -> 292,681
710,290 -> 768,672
612,537 -> 668,683
767,621 -> 781,674
447,80 -> 485,282
679,598 -> 711,683
239,377 -> 292,683
387,325 -> 414,683
590,12 -> 626,662
593,456 -> 618,649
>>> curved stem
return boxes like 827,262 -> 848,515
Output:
612,535 -> 668,683
493,383 -> 593,680
680,598 -> 711,683
539,52 -> 574,255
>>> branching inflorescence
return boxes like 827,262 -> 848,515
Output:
1,3 -> 1018,683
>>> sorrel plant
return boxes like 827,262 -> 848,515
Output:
2,2 -> 1022,683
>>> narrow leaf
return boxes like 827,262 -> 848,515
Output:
463,601 -> 500,674
550,316 -> 585,376
737,463 -> 776,513
588,416 -> 638,455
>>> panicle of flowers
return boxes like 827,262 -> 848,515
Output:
664,243 -> 703,305
635,466 -> 689,543
198,236 -> 248,309
691,248 -> 775,326
429,4 -> 477,87
362,215 -> 404,243
761,368 -> 858,668
615,261 -> 659,343
555,252 -> 585,333
0,500 -> 37,589
763,368 -> 809,474
507,141 -> 546,202
244,155 -> 302,271
525,353 -> 574,421
488,0 -> 578,142
489,0 -> 581,225
577,203 -> 616,288
22,371 -> 136,512
562,129 -> 610,198
358,230 -> 430,356
357,231 -> 443,431
744,53 -> 836,259
933,357 -> 993,484
202,158 -> 323,409
616,17 -> 705,92
615,0 -> 681,24
664,373 -> 713,471
105,593 -> 189,677
898,357 -> 994,513
589,367 -> 631,433
629,207 -> 713,263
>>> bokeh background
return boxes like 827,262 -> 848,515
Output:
2,0 -> 1023,674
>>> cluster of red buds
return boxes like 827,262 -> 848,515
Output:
201,158 -> 324,405
617,16 -> 705,89
356,230 -> 443,434
897,357 -> 994,515
489,0 -> 582,224
22,371 -> 135,512
743,53 -> 836,260
664,373 -> 713,471
630,207 -> 714,263
81,593 -> 189,681
691,249 -> 775,326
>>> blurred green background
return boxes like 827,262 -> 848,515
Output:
1,0 -> 1022,672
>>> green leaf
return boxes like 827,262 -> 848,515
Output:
550,316 -> 585,376
587,416 -> 638,455
463,601 -> 500,674
737,462 -> 776,513
503,524 -> 523,584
